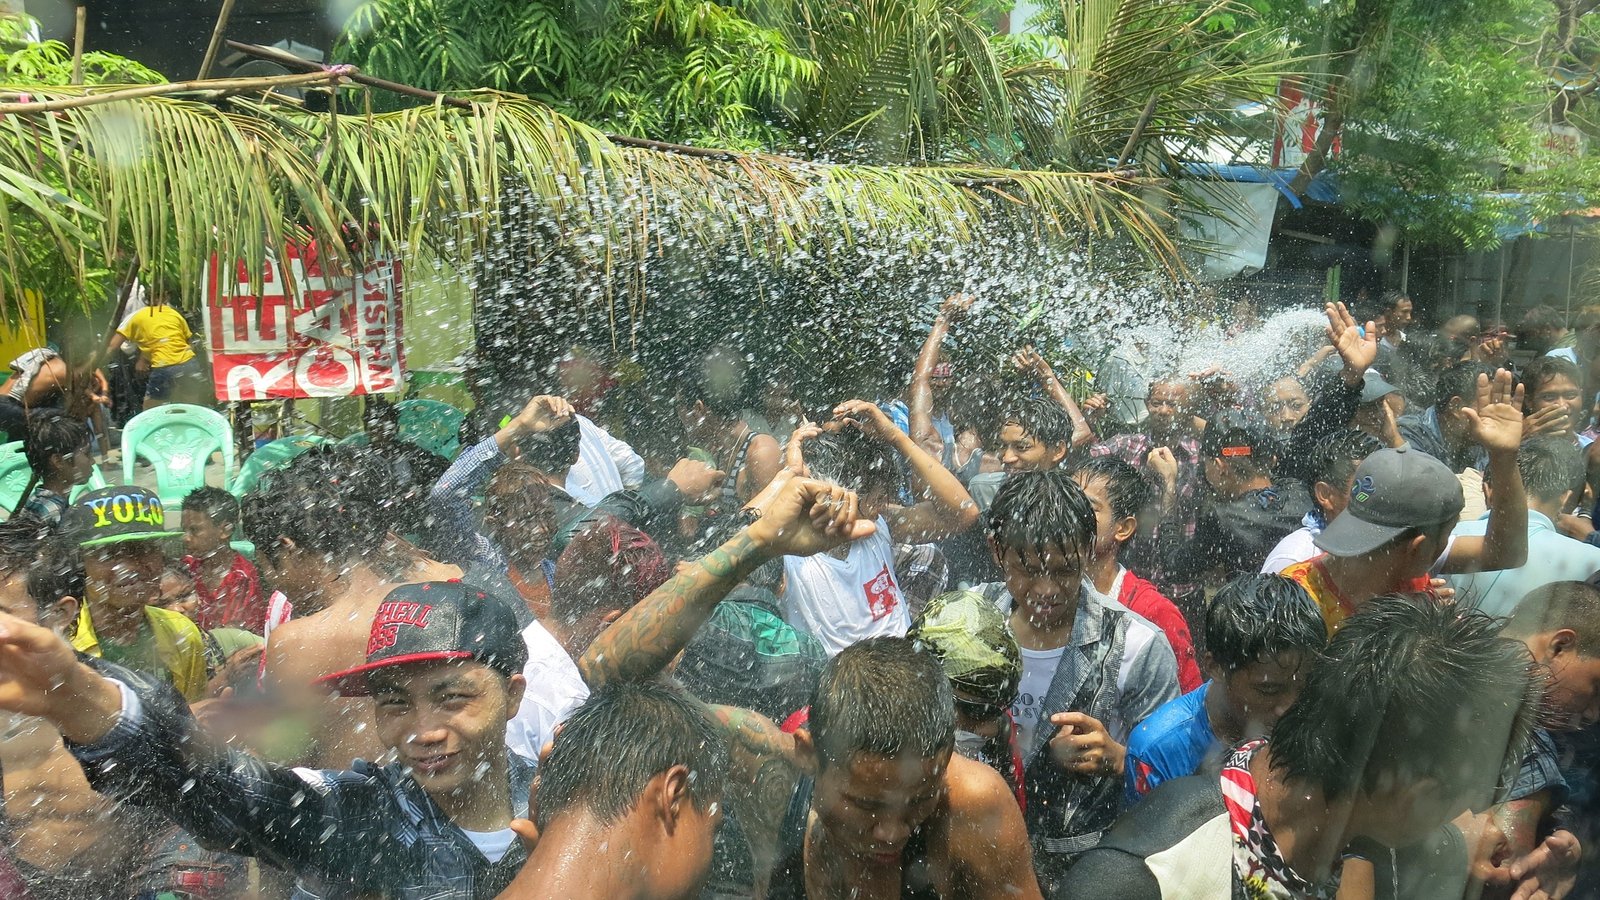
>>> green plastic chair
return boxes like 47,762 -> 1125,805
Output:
121,404 -> 237,510
0,441 -> 27,520
228,434 -> 330,497
395,398 -> 464,460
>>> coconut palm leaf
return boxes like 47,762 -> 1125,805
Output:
0,82 -> 1182,324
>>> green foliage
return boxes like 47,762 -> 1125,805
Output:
335,0 -> 817,150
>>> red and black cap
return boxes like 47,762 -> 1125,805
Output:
316,581 -> 527,696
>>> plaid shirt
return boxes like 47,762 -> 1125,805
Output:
183,552 -> 265,633
70,659 -> 535,900
21,487 -> 68,526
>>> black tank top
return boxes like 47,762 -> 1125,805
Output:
766,776 -> 942,900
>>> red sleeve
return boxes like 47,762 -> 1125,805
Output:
1121,575 -> 1203,693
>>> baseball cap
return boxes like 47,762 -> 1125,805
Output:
66,486 -> 181,548
1314,447 -> 1464,557
316,581 -> 528,695
1200,412 -> 1274,463
1360,371 -> 1400,405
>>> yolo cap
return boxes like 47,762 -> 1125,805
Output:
1314,447 -> 1464,557
67,486 -> 181,547
316,581 -> 528,695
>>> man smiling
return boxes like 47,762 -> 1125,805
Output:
0,580 -> 534,899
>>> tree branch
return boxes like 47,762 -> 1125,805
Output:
0,69 -> 353,115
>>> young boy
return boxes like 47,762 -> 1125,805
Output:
1122,574 -> 1325,806
20,412 -> 92,525
180,486 -> 264,633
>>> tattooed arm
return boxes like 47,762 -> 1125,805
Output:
578,469 -> 877,689
713,704 -> 810,896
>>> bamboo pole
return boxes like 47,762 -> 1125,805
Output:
197,0 -> 240,81
69,6 -> 86,85
0,68 -> 354,115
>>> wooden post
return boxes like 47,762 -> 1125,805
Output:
69,6 -> 86,85
197,0 -> 240,81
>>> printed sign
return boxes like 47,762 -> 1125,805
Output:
204,243 -> 404,401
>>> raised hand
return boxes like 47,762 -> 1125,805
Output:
1463,369 -> 1526,455
939,292 -> 977,321
746,469 -> 876,558
832,399 -> 901,444
784,421 -> 823,474
1325,301 -> 1378,378
514,395 -> 575,433
1523,403 -> 1572,438
0,612 -> 122,743
1012,345 -> 1052,381
1046,712 -> 1125,777
666,458 -> 726,503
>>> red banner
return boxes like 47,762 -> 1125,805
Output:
204,244 -> 404,402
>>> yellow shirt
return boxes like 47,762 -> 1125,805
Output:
118,306 -> 195,368
71,602 -> 210,702
1279,554 -> 1433,637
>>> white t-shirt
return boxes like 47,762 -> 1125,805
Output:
506,621 -> 590,760
461,827 -> 517,863
782,516 -> 910,656
1261,525 -> 1319,573
564,415 -> 645,505
1013,645 -> 1066,752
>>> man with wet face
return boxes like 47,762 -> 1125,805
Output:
1123,574 -> 1324,807
0,580 -> 539,898
579,469 -> 1042,899
58,485 -> 211,700
1522,354 -> 1592,446
1062,597 -> 1541,900
977,470 -> 1178,888
497,682 -> 730,900
19,411 -> 92,526
1261,429 -> 1382,573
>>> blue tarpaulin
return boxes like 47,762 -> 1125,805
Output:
1180,162 -> 1340,208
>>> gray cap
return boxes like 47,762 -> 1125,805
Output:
1359,371 -> 1400,405
1314,447 -> 1464,557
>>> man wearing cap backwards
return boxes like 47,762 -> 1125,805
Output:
60,485 -> 211,700
1278,369 -> 1529,633
0,579 -> 537,898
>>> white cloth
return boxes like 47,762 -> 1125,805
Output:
781,516 -> 910,656
564,415 -> 645,505
5,348 -> 57,402
461,827 -> 518,863
506,621 -> 590,760
1014,645 -> 1066,752
1261,525 -> 1319,574
1447,510 -> 1600,619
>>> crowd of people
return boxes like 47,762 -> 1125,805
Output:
0,292 -> 1598,899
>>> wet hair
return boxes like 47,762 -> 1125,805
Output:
1497,436 -> 1585,505
182,486 -> 240,529
1382,291 -> 1411,315
22,412 -> 88,477
804,428 -> 900,499
1521,305 -> 1565,333
242,462 -> 387,565
482,461 -> 559,569
986,469 -> 1096,563
0,514 -> 47,577
534,681 -> 728,830
1204,575 -> 1325,673
516,417 -> 583,475
1503,581 -> 1600,649
1070,456 -> 1152,522
551,516 -> 670,627
1199,416 -> 1273,480
1520,355 -> 1583,402
1270,596 -> 1538,801
1435,362 -> 1493,412
997,397 -> 1072,449
809,637 -> 955,769
1312,430 -> 1383,493
678,346 -> 751,420
27,533 -> 84,607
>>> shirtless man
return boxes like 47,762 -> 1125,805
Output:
0,518 -> 148,899
246,446 -> 460,767
580,469 -> 1043,900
